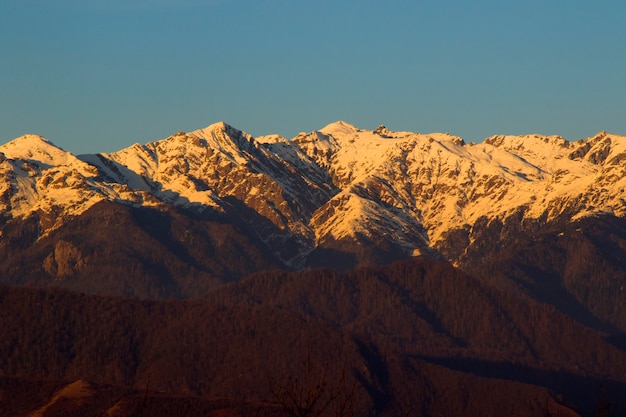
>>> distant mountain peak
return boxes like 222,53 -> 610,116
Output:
319,120 -> 360,136
0,134 -> 82,168
484,133 -> 570,150
192,121 -> 247,139
3,133 -> 52,146
207,120 -> 234,131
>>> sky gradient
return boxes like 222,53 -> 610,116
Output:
2,0 -> 625,154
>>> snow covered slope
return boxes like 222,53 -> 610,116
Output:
0,135 -> 147,230
295,123 -> 626,253
1,122 -> 625,266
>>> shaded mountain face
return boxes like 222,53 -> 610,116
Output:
0,201 -> 284,298
455,213 -> 626,334
1,259 -> 625,417
1,122 -> 626,297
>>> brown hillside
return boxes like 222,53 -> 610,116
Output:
1,258 -> 625,416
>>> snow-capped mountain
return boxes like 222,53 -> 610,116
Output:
4,122 -> 626,417
2,121 -> 626,270
0,134 -> 144,229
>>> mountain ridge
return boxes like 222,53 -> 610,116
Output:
2,121 -> 626,270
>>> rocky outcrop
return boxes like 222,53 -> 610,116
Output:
43,240 -> 85,278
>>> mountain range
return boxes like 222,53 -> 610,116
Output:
3,121 -> 626,270
1,121 -> 626,416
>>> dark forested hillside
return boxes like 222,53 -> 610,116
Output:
1,258 -> 625,416
0,200 -> 284,298
456,213 -> 626,335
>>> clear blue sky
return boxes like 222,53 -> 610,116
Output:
2,0 -> 625,154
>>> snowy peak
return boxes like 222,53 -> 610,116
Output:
290,123 -> 626,251
482,133 -> 572,168
568,131 -> 626,166
295,123 -> 411,187
0,134 -> 78,167
0,135 -> 111,224
484,133 -> 570,150
186,121 -> 257,163
318,120 -> 360,137
85,122 -> 337,265
483,131 -> 626,168
295,124 -> 465,190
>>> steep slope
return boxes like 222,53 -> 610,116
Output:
0,135 -> 135,227
83,122 -> 338,265
295,123 -> 626,262
456,212 -> 626,334
0,200 -> 283,298
0,123 -> 338,268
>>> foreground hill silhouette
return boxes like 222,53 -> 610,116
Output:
1,258 -> 625,416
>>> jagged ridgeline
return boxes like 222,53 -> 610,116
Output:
1,122 -> 626,297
